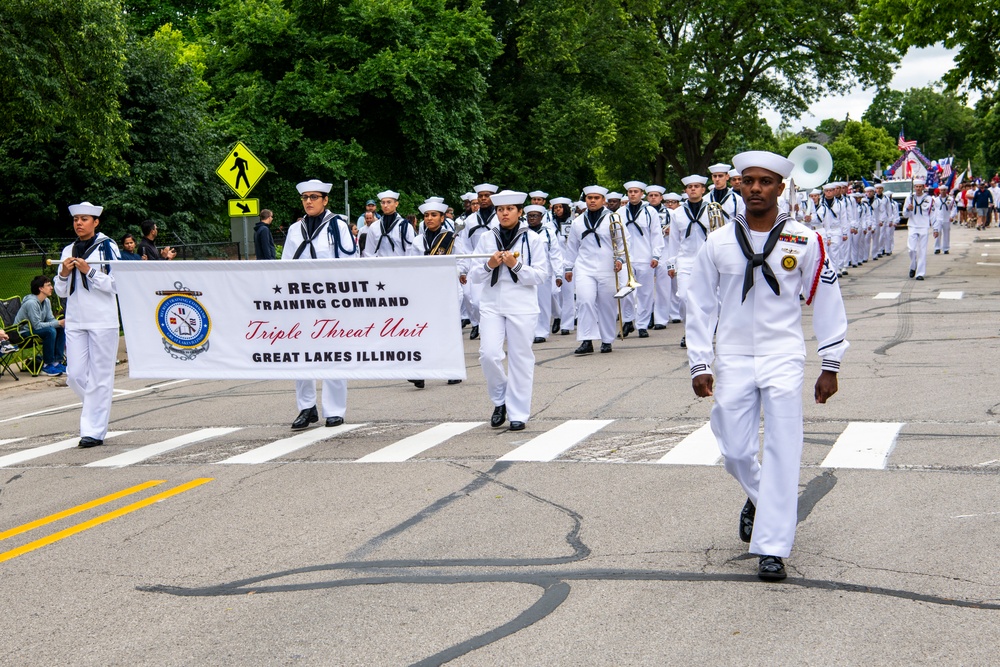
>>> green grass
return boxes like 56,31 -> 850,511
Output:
0,254 -> 50,301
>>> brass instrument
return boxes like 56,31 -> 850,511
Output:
608,213 -> 641,340
707,201 -> 725,231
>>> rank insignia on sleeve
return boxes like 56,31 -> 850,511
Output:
780,255 -> 798,271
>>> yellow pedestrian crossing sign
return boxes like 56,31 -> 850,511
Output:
216,141 -> 267,198
228,199 -> 260,217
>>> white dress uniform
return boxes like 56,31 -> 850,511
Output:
564,207 -> 628,345
550,206 -> 577,333
903,192 -> 934,278
649,202 -> 676,325
469,223 -> 548,424
362,212 -> 415,257
666,199 -> 712,309
686,213 -> 848,559
54,227 -> 121,443
456,208 -> 498,329
932,194 -> 953,253
707,186 -> 746,225
282,208 -> 357,420
618,202 -> 665,330
525,220 -> 565,339
814,196 -> 846,274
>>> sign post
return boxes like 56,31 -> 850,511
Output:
216,142 -> 268,259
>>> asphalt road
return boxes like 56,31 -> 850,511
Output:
1,225 -> 999,665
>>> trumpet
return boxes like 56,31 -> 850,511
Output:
707,201 -> 725,231
608,213 -> 641,340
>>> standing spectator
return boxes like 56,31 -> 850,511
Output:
15,275 -> 65,376
972,181 -> 994,230
119,233 -> 143,260
254,209 -> 277,259
355,199 -> 379,229
139,220 -> 177,260
989,181 -> 1000,228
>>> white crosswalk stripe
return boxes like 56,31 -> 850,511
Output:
86,428 -> 241,468
937,291 -> 964,299
0,432 -> 130,468
357,422 -> 484,462
0,438 -> 25,447
656,423 -> 721,465
873,292 -> 901,299
820,422 -> 904,469
498,420 -> 614,462
217,424 -> 364,464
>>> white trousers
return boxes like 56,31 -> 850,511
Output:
908,228 -> 930,277
296,380 -> 347,418
461,279 -> 484,326
934,224 -> 950,252
711,354 -> 805,558
558,278 -> 575,331
653,262 -> 673,324
621,263 -> 654,328
886,225 -> 896,253
66,328 -> 118,440
574,273 -> 618,344
479,311 -> 535,422
535,277 -> 554,338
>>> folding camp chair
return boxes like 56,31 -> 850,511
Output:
0,296 -> 43,378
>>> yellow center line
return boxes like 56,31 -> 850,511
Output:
0,480 -> 166,542
0,478 -> 213,564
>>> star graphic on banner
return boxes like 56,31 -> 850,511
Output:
273,285 -> 282,293
376,282 -> 386,291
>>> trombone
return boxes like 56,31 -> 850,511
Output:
608,213 -> 641,340
706,201 -> 725,231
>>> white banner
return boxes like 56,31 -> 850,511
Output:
114,257 -> 465,380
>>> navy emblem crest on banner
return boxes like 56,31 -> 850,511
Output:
155,282 -> 211,360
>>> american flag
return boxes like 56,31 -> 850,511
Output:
898,130 -> 917,152
938,156 -> 953,179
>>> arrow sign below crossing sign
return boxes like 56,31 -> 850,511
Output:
216,142 -> 267,198
227,199 -> 260,217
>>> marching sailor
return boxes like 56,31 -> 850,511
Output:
457,183 -> 499,341
903,181 -> 933,280
708,162 -> 746,223
283,179 -> 358,429
54,202 -> 121,448
549,197 -> 576,336
646,185 -> 673,329
815,183 -> 847,276
564,186 -> 628,354
932,187 -> 953,254
619,180 -> 664,338
469,191 -> 548,431
666,175 -> 712,348
363,190 -> 414,258
524,204 -> 564,343
686,150 -> 849,581
729,168 -> 742,196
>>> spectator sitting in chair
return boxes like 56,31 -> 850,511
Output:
138,220 -> 177,260
15,275 -> 65,376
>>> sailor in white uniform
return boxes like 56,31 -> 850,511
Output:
563,186 -> 627,354
815,183 -> 847,276
549,197 -> 576,336
524,204 -> 564,343
469,191 -> 548,431
686,151 -> 849,581
618,180 -> 664,338
54,202 -> 121,448
903,182 -> 934,280
932,187 -> 953,254
457,183 -> 499,341
363,189 -> 415,258
646,186 -> 674,329
707,162 -> 746,224
666,175 -> 713,348
663,192 -> 685,325
283,179 -> 357,429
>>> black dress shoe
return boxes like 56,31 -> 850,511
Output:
461,318 -> 470,328
671,319 -> 682,324
758,555 -> 787,581
574,341 -> 594,355
326,416 -> 344,427
291,406 -> 319,430
78,437 -> 103,448
509,421 -> 525,431
915,275 -> 924,281
679,336 -> 686,349
621,321 -> 635,337
739,498 -> 755,543
533,337 -> 546,344
600,343 -> 612,353
469,325 -> 479,340
638,329 -> 649,338
648,317 -> 655,328
653,324 -> 667,330
944,250 -> 949,254
490,404 -> 507,428
447,379 -> 462,385
560,329 -> 570,335
909,269 -> 916,278
409,380 -> 425,388
934,249 -> 941,254
551,318 -> 561,334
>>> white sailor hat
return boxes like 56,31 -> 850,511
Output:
460,192 -> 476,201
606,192 -> 623,200
550,197 -> 573,205
874,182 -> 885,188
822,183 -> 838,191
524,205 -> 546,214
528,190 -> 548,199
376,189 -> 400,200
425,196 -> 445,203
732,151 -> 794,178
582,185 -> 609,196
708,163 -> 731,174
864,185 -> 876,192
418,201 -> 448,214
296,179 -> 332,194
474,183 -> 499,194
574,200 -> 588,210
729,169 -> 740,178
681,175 -> 708,186
665,193 -> 683,201
809,189 -> 822,195
623,180 -> 647,190
68,202 -> 103,217
490,190 -> 527,206
851,189 -> 865,197
645,185 -> 666,194
835,181 -> 848,187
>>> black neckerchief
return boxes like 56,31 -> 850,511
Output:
712,188 -> 729,204
467,208 -> 493,242
490,225 -> 524,286
684,200 -> 707,238
624,202 -> 645,236
822,198 -> 838,218
70,236 -> 100,294
732,215 -> 788,303
582,209 -> 605,246
374,212 -> 403,253
293,213 -> 328,259
528,223 -> 545,235
913,195 -> 928,214
423,228 -> 453,255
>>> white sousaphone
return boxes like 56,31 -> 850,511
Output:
786,142 -> 833,212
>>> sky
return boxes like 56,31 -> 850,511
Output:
761,45 -> 979,132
